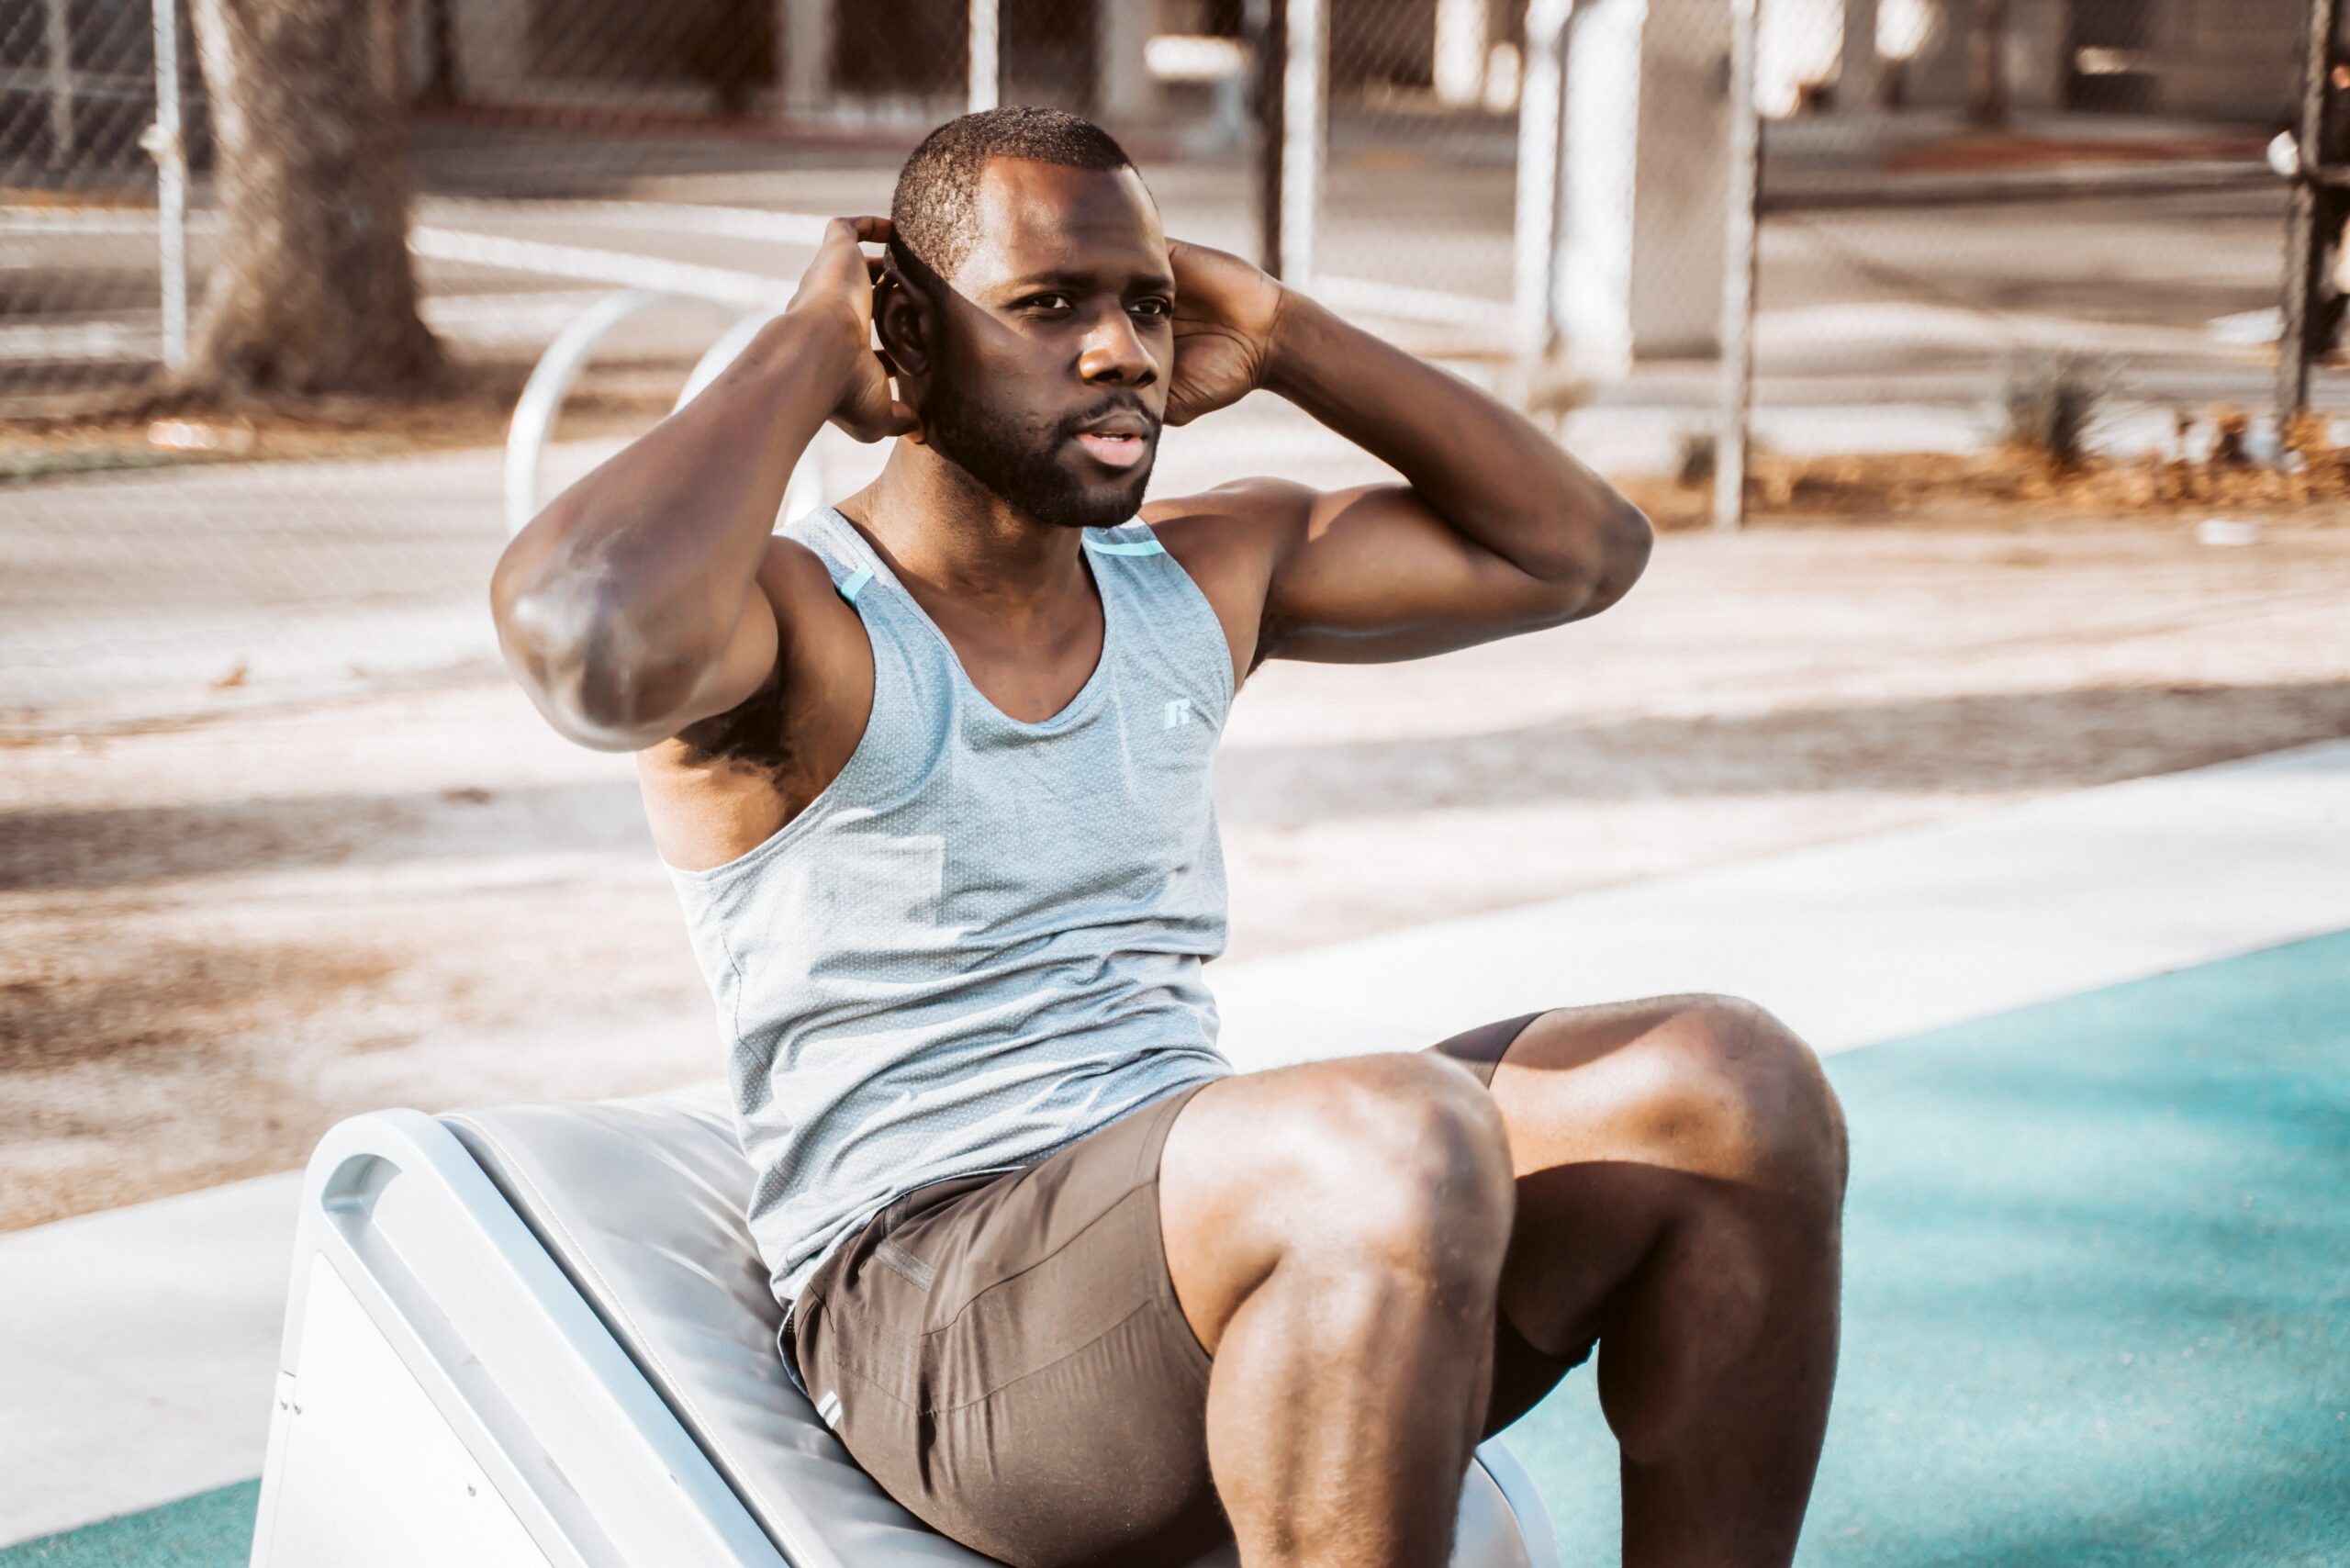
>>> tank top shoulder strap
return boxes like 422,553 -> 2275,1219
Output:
782,506 -> 878,603
1082,520 -> 1237,726
778,506 -> 955,808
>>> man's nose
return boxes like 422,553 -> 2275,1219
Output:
1077,307 -> 1158,386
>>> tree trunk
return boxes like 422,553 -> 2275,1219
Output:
1965,0 -> 2009,129
179,0 -> 441,399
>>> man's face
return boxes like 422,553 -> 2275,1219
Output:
911,160 -> 1173,531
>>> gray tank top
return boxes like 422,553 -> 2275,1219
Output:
665,506 -> 1234,1305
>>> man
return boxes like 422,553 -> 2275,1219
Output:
491,108 -> 1845,1568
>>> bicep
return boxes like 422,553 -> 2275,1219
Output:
1259,483 -> 1586,666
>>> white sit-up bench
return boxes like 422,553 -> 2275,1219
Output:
248,1087 -> 1564,1568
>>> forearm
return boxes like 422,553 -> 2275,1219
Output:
491,308 -> 854,725
1261,294 -> 1646,591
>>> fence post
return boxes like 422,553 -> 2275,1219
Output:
2280,0 -> 2342,420
1246,0 -> 1286,277
43,0 -> 75,162
1713,0 -> 1761,532
147,0 -> 190,371
968,0 -> 1000,115
1514,0 -> 1572,362
779,0 -> 831,116
1279,0 -> 1326,294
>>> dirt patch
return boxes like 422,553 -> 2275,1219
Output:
0,933 -> 398,1077
1885,131 -> 2270,174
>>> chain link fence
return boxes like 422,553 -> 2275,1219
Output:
0,0 -> 2323,727
1747,0 -> 2300,483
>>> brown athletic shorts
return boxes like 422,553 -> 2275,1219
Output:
788,1013 -> 1591,1568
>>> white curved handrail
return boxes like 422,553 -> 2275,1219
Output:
503,289 -> 734,536
668,308 -> 832,532
674,308 -> 781,412
505,294 -> 833,538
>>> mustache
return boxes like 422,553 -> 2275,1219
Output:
1058,398 -> 1162,441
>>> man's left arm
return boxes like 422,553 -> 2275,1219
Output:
1157,242 -> 1653,666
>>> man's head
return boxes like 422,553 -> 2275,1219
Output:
879,106 -> 1171,531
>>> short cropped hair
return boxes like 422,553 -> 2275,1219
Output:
890,106 -> 1135,284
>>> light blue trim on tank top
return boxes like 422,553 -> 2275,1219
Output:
1082,537 -> 1166,556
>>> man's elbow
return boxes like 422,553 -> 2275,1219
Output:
1535,496 -> 1653,625
492,576 -> 702,751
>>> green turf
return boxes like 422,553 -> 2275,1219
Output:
13,931 -> 2346,1567
1510,927 -> 2350,1567
0,1484 -> 256,1568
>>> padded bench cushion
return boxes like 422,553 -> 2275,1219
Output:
443,1086 -> 1536,1568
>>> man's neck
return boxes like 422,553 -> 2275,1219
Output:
845,439 -> 1092,627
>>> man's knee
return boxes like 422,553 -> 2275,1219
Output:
1275,1053 -> 1516,1287
1631,996 -> 1847,1201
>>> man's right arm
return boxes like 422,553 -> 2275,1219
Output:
489,217 -> 913,752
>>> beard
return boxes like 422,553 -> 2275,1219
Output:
921,373 -> 1158,532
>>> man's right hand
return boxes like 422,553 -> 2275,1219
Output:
493,217 -> 916,754
789,216 -> 920,444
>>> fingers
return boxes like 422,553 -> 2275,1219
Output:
834,397 -> 922,444
826,215 -> 893,248
832,351 -> 920,444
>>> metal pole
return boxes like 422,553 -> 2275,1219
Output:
43,0 -> 75,162
1839,0 -> 1880,111
2280,0 -> 2342,420
780,0 -> 831,117
968,0 -> 1000,114
1246,0 -> 1287,277
1514,0 -> 1572,361
147,0 -> 190,370
1280,0 -> 1326,294
1714,0 -> 1762,532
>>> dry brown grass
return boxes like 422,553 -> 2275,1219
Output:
1625,420 -> 2350,532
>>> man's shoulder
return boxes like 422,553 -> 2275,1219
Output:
1141,476 -> 1316,542
1139,477 -> 1315,594
1138,480 -> 1317,685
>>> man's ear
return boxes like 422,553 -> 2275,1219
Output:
874,264 -> 933,379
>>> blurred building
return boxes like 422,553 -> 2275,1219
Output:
1819,0 -> 2300,122
392,0 -> 2306,127
4,0 -> 2311,189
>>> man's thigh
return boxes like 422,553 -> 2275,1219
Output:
1155,1030 -> 1595,1440
790,1081 -> 1227,1568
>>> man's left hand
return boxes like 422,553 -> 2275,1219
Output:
1165,240 -> 1289,428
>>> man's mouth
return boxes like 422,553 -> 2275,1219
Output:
1072,429 -> 1151,469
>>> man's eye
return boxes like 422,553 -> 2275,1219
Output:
1023,294 -> 1070,312
1133,298 -> 1172,319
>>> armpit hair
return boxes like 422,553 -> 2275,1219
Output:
673,643 -> 796,789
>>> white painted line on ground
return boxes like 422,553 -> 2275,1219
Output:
1312,274 -> 1508,329
4,740 -> 2346,1545
407,226 -> 790,310
415,197 -> 836,247
2207,308 -> 2283,345
0,1171 -> 298,1546
1212,740 -> 2350,1071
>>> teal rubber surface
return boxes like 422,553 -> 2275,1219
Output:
0,1484 -> 256,1568
11,930 -> 2345,1566
1513,927 -> 2350,1566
